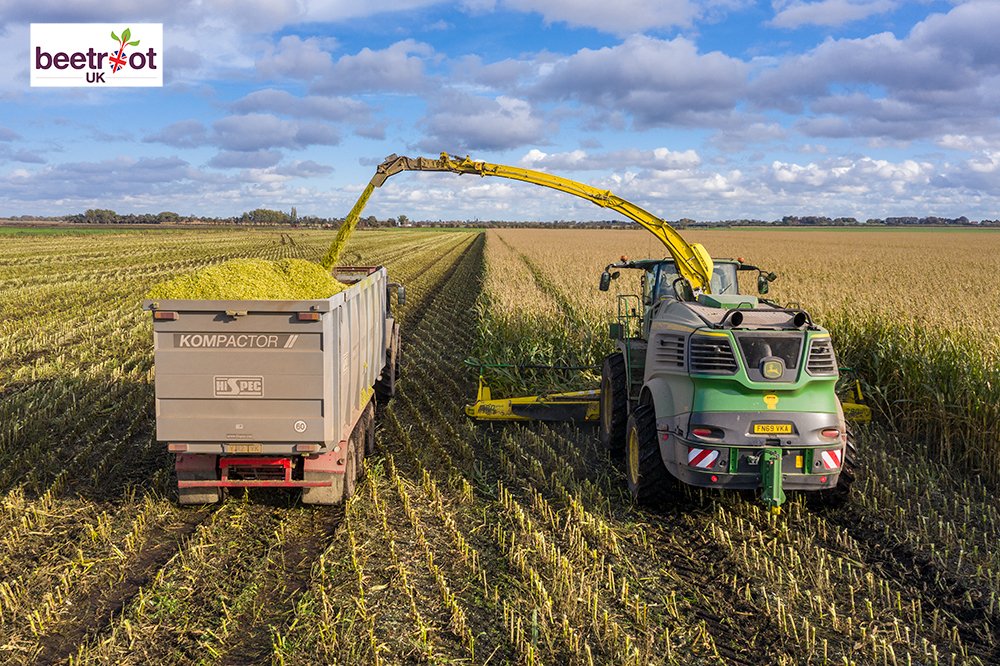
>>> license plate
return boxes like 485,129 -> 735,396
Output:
227,443 -> 262,453
753,423 -> 793,435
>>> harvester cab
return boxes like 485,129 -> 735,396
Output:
601,258 -> 780,336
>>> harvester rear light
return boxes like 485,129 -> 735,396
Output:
167,443 -> 189,453
295,443 -> 321,453
153,311 -> 179,321
296,312 -> 322,321
691,428 -> 714,438
821,428 -> 841,439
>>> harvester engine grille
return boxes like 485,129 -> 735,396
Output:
689,335 -> 738,374
806,337 -> 838,375
735,333 -> 802,369
654,333 -> 686,369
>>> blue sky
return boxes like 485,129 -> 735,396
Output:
1,0 -> 998,221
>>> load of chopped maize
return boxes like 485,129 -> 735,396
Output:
147,258 -> 346,300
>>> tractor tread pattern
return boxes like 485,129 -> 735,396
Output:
626,404 -> 674,503
600,352 -> 629,456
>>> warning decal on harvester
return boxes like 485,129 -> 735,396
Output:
688,447 -> 719,469
820,449 -> 841,470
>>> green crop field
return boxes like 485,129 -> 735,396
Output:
0,227 -> 995,665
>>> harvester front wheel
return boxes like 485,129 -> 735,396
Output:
625,404 -> 671,504
600,353 -> 628,456
810,432 -> 857,508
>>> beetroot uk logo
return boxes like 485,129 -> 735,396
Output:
30,23 -> 163,88
109,27 -> 140,74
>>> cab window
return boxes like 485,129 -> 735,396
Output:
655,262 -> 739,298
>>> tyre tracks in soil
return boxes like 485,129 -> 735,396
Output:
377,232 -> 779,664
32,506 -> 216,665
824,504 -> 998,663
204,232 -> 481,663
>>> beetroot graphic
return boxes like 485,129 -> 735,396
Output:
109,28 -> 140,72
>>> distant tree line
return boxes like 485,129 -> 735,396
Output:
11,208 -> 1000,228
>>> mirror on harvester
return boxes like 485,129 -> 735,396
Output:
599,271 -> 620,291
757,274 -> 770,294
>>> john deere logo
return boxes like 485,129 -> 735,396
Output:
762,359 -> 783,379
30,23 -> 163,87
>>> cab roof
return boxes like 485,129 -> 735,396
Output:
621,258 -> 741,270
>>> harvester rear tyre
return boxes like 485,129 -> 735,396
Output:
809,432 -> 857,509
625,404 -> 671,504
600,353 -> 629,457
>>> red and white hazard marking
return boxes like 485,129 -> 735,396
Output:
820,449 -> 842,470
688,447 -> 719,469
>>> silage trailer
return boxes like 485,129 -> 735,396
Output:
144,266 -> 403,505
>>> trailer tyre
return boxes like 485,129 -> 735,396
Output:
625,404 -> 672,504
177,486 -> 221,505
302,439 -> 358,506
600,353 -> 629,456
375,323 -> 401,402
362,399 -> 376,456
176,455 -> 221,505
341,439 -> 358,500
353,407 -> 370,480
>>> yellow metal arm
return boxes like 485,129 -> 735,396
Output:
371,153 -> 714,292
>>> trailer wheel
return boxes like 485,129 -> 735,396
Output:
302,439 -> 358,506
376,322 -> 401,402
353,408 -> 370,479
809,431 -> 857,509
341,439 -> 358,500
362,398 -> 376,456
599,353 -> 629,456
625,404 -> 671,504
177,486 -> 221,505
175,455 -> 221,505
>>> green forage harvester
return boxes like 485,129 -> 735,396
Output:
147,258 -> 347,300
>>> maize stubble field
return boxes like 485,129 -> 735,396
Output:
0,226 -> 996,665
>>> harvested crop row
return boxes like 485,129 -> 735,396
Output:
0,228 -> 469,663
